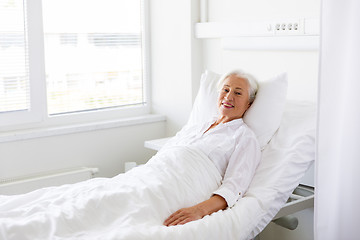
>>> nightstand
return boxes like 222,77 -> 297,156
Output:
144,137 -> 172,151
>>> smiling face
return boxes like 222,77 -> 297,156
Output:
217,74 -> 251,123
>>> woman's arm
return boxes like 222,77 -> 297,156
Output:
163,194 -> 227,226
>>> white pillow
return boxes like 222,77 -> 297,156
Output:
243,72 -> 288,148
187,70 -> 219,126
187,70 -> 288,149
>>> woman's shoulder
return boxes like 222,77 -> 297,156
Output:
232,119 -> 258,141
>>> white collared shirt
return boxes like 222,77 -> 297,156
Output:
162,118 -> 261,207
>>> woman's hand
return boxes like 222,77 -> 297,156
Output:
163,195 -> 227,227
163,205 -> 204,226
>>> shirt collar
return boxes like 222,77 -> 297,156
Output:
223,118 -> 244,126
208,117 -> 244,127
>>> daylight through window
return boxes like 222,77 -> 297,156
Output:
42,0 -> 145,115
0,0 -> 29,114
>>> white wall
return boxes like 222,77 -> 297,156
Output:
205,45 -> 319,101
204,0 -> 320,102
150,0 -> 203,136
0,121 -> 165,180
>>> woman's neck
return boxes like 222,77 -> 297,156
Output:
204,116 -> 241,134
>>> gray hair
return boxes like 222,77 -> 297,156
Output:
217,70 -> 259,104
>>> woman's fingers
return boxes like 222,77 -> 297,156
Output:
176,218 -> 192,226
168,215 -> 188,226
163,210 -> 181,226
164,207 -> 202,226
164,209 -> 184,226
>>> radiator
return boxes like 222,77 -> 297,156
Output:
0,167 -> 99,195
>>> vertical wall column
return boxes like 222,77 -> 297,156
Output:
150,0 -> 203,135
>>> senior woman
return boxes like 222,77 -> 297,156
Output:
164,70 -> 261,226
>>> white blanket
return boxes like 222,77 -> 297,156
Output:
0,146 -> 228,240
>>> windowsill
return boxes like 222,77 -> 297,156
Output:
0,114 -> 166,144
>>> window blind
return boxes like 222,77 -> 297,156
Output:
42,0 -> 145,115
0,0 -> 30,114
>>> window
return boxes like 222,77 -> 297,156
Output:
0,0 -> 149,130
0,0 -> 30,114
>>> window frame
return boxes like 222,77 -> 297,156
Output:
0,0 -> 151,131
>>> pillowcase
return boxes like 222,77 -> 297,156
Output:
187,70 -> 220,126
243,72 -> 288,148
187,70 -> 288,149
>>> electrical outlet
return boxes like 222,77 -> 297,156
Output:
273,19 -> 304,35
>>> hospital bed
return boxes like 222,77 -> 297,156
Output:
144,143 -> 314,232
143,144 -> 314,232
0,70 -> 316,240
144,70 -> 316,238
